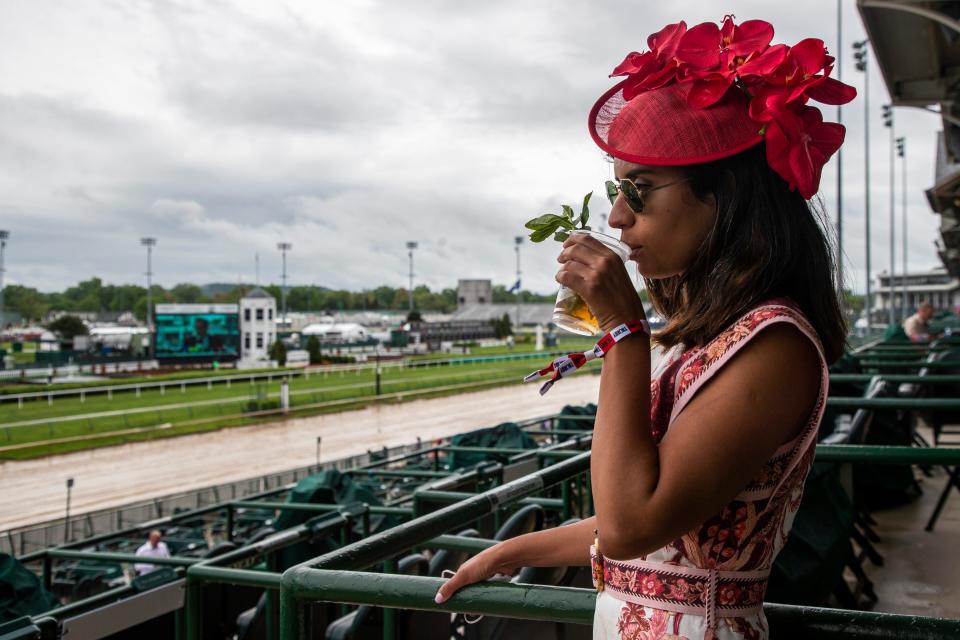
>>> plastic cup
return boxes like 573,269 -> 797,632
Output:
553,229 -> 635,336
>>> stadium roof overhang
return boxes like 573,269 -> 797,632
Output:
859,0 -> 960,276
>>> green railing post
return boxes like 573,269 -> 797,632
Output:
265,552 -> 279,640
279,585 -> 303,640
226,504 -> 234,543
41,553 -> 51,591
382,557 -> 397,640
185,574 -> 204,640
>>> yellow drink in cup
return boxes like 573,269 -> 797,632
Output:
552,229 -> 636,336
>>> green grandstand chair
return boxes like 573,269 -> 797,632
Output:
492,504 -> 544,542
449,423 -> 538,470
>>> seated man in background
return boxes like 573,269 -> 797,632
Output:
134,530 -> 171,576
903,302 -> 936,342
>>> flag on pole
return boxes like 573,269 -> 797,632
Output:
508,279 -> 521,293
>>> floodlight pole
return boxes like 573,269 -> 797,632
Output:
406,241 -> 418,312
836,0 -> 844,292
140,238 -> 156,332
514,236 -> 523,331
882,104 -> 895,326
898,136 -> 907,320
278,242 -> 292,327
854,41 -> 872,330
0,231 -> 8,331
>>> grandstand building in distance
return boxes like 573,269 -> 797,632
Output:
453,278 -> 555,328
874,266 -> 960,315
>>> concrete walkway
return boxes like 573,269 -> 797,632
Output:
867,445 -> 960,618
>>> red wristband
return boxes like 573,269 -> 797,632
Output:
523,320 -> 649,395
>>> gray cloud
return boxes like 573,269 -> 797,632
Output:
0,0 -> 947,298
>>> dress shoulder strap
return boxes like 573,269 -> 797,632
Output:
669,300 -> 825,423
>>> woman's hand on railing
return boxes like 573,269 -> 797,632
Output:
434,543 -> 518,603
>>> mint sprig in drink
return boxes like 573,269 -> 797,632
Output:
524,193 -> 633,336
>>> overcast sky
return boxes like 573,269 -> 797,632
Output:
0,0 -> 946,296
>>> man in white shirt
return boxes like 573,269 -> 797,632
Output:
903,302 -> 936,342
134,530 -> 171,576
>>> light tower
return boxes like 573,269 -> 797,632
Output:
835,0 -> 844,290
140,237 -> 156,331
854,40 -> 872,328
406,241 -> 418,311
514,236 -> 523,330
897,136 -> 907,320
277,242 -> 292,326
0,231 -> 8,330
882,103 -> 895,326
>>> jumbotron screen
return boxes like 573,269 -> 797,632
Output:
154,307 -> 239,359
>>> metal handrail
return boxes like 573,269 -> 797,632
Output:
825,397 -> 960,410
830,373 -> 960,383
277,444 -> 960,639
276,450 -> 592,639
278,570 -> 960,639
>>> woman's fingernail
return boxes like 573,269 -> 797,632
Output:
435,592 -> 445,604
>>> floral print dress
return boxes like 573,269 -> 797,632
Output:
592,300 -> 829,640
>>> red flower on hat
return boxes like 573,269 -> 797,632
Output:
763,38 -> 858,105
602,15 -> 857,199
611,21 -> 687,100
675,16 -> 774,70
763,101 -> 846,199
684,44 -> 788,109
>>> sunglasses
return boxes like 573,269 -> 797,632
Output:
605,177 -> 690,213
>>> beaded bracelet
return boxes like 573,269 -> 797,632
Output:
523,320 -> 650,395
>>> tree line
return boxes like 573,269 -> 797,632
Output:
1,278 -> 555,323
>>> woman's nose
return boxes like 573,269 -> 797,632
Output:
606,195 -> 633,230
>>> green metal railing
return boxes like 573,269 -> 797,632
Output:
277,571 -> 960,639
273,445 -> 960,640
274,450 -> 592,639
854,362 -> 959,373
830,374 -> 960,384
18,399 -> 960,640
22,441 -> 960,639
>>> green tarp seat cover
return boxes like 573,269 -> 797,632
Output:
449,422 -> 538,469
0,553 -> 57,624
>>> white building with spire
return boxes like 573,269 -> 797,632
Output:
239,287 -> 277,363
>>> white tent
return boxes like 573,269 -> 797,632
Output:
301,322 -> 369,343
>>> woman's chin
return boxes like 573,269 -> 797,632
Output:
636,264 -> 681,280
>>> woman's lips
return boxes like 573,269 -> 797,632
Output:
628,247 -> 643,261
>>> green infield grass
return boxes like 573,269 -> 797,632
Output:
0,355 -> 600,460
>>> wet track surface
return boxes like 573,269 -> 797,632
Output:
0,375 -> 602,530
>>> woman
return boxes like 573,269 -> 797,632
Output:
436,17 -> 855,639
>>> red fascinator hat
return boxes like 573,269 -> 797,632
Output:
589,16 -> 857,199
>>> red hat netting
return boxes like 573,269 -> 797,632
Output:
588,16 -> 857,199
592,81 -> 763,166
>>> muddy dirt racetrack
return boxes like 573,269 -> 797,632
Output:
0,375 -> 602,531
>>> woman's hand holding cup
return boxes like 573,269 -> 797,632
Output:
556,233 -> 647,333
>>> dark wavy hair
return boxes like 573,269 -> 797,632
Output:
645,143 -> 847,363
